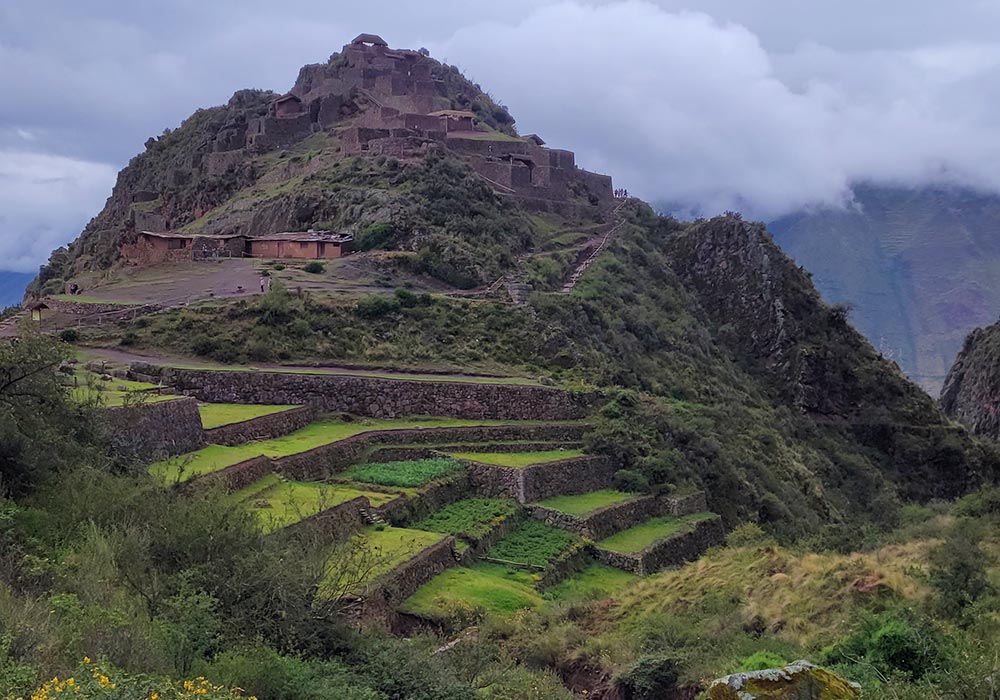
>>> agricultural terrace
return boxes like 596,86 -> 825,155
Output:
413,498 -> 519,540
149,416 -> 538,483
69,368 -> 178,407
487,520 -> 579,568
445,448 -> 584,468
597,513 -> 717,554
399,563 -> 543,620
198,403 -> 297,429
339,458 -> 464,488
318,526 -> 446,599
230,474 -> 399,532
535,489 -> 638,515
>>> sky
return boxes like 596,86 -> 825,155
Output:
4,0 -> 1000,272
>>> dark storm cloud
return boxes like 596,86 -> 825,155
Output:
3,0 -> 1000,270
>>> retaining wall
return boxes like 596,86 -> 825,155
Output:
205,405 -> 315,446
530,491 -> 710,540
467,455 -> 615,504
458,510 -> 528,564
378,473 -> 472,525
102,397 -> 206,462
595,516 -> 725,576
284,496 -> 368,542
130,363 -> 597,420
537,542 -> 593,590
194,456 -> 274,492
369,537 -> 459,608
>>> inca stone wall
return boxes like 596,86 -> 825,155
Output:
530,491 -> 710,540
468,455 -> 615,504
371,537 -> 458,607
102,397 -> 205,462
595,516 -> 725,576
205,406 -> 315,446
129,364 -> 597,421
284,496 -> 368,542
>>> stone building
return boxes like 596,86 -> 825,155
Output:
121,230 -> 352,264
246,231 -> 353,259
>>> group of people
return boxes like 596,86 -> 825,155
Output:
614,188 -> 630,199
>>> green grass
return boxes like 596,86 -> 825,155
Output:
149,416 -> 534,483
543,563 -> 639,603
198,403 -> 297,429
69,369 -> 179,407
51,294 -> 138,305
445,449 -> 584,468
158,362 -> 540,385
597,513 -> 717,554
413,498 -> 518,540
487,520 -> 578,568
340,458 -> 464,488
230,474 -> 400,532
535,489 -> 637,516
400,563 -> 543,620
319,526 -> 446,598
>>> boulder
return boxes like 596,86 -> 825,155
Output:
707,660 -> 860,700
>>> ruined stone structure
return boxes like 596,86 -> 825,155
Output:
120,230 -> 353,264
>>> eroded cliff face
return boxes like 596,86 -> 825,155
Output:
941,324 -> 1000,438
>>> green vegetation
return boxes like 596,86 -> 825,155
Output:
51,294 -> 137,304
598,513 -> 716,553
536,489 -> 637,515
488,520 -> 578,567
69,368 -> 178,407
149,416 -> 530,483
413,498 -> 518,540
340,458 -> 465,488
446,449 -> 583,468
542,563 -> 639,602
319,526 -> 445,599
230,474 -> 399,532
401,564 -> 543,620
198,403 -> 296,429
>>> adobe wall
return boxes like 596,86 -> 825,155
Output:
594,516 -> 725,576
467,455 -> 615,504
204,405 -> 315,446
102,397 -> 206,463
132,364 -> 598,421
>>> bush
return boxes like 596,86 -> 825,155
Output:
355,295 -> 401,319
616,654 -> 680,700
823,611 -> 946,679
954,486 -> 1000,518
59,329 -> 78,343
734,651 -> 787,672
613,469 -> 650,493
118,331 -> 139,347
929,520 -> 992,620
303,261 -> 325,274
725,522 -> 771,548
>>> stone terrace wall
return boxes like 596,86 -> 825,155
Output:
275,424 -> 588,481
379,472 -> 472,525
467,455 -> 615,504
459,510 -> 527,564
205,406 -> 315,446
372,537 -> 458,607
595,516 -> 724,576
531,491 -> 710,540
102,397 -> 206,462
285,496 -> 368,542
131,364 -> 598,421
667,491 -> 709,516
193,456 -> 274,493
537,542 -> 592,590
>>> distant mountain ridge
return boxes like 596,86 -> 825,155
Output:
769,184 -> 1000,394
0,272 -> 32,308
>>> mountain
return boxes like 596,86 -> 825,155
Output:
769,183 -> 1000,395
0,271 -> 32,307
940,320 -> 1000,438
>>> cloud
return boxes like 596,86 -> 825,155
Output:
436,1 -> 1000,218
0,151 -> 116,273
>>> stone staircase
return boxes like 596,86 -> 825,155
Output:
560,198 -> 631,293
360,507 -> 387,526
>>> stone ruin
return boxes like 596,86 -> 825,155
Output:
207,33 -> 614,213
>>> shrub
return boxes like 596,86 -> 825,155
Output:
355,295 -> 401,319
616,654 -> 680,700
613,469 -> 650,493
725,522 -> 772,548
954,486 -> 1000,518
118,331 -> 139,347
59,329 -> 78,343
734,651 -> 787,672
823,611 -> 946,680
272,263 -> 286,271
303,261 -> 325,274
929,520 -> 992,620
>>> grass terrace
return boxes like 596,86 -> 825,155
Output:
400,563 -> 543,620
231,474 -> 400,532
535,489 -> 637,516
413,498 -> 519,540
487,520 -> 578,568
69,369 -> 178,407
542,563 -> 639,603
198,403 -> 298,429
149,416 -> 534,483
597,513 -> 717,554
339,458 -> 464,488
445,449 -> 584,468
319,526 -> 446,599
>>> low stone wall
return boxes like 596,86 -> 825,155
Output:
275,424 -> 589,481
194,455 -> 274,492
531,494 -> 661,540
468,456 -> 615,504
379,473 -> 472,525
372,537 -> 458,606
285,496 -> 368,542
205,406 -> 315,446
102,397 -> 206,462
46,297 -> 149,316
459,510 -> 528,564
537,542 -> 593,590
666,491 -> 709,517
595,516 -> 725,576
130,364 -> 598,421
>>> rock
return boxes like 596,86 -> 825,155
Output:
707,660 -> 860,700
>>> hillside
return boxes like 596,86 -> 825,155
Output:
6,34 -> 1000,700
940,320 -> 1000,438
770,183 -> 1000,394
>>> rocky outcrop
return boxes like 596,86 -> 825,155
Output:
941,324 -> 1000,438
708,660 -> 860,700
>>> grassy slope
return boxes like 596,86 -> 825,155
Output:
536,490 -> 637,515
149,417 -> 533,482
445,449 -> 584,468
320,526 -> 445,598
400,563 -> 543,619
198,403 -> 296,429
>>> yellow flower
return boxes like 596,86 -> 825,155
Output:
82,657 -> 90,664
151,694 -> 159,700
